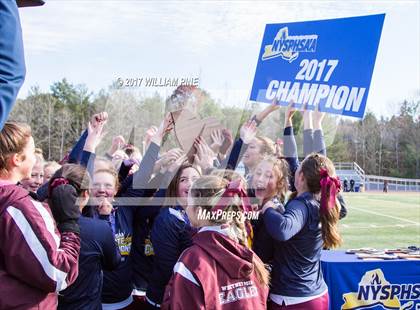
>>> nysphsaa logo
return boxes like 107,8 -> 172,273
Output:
341,269 -> 420,310
262,27 -> 318,63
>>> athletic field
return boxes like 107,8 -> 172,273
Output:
339,192 -> 420,249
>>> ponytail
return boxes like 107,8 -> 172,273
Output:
300,153 -> 342,249
319,168 -> 342,249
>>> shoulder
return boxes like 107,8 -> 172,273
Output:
152,207 -> 190,239
156,207 -> 187,226
178,245 -> 212,274
284,197 -> 311,218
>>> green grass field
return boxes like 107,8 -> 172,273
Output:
339,192 -> 420,249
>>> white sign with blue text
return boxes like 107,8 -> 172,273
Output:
250,14 -> 385,119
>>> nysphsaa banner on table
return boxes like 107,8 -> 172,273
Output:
250,14 -> 385,119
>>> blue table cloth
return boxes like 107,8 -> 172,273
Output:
321,250 -> 420,310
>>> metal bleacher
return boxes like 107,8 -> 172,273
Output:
335,162 -> 420,192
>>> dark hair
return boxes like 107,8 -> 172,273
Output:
165,163 -> 201,206
48,164 -> 91,213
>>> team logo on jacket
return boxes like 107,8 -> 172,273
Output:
219,280 -> 258,305
262,27 -> 318,63
115,232 -> 132,256
341,269 -> 420,309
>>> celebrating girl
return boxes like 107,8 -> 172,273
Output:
162,175 -> 269,310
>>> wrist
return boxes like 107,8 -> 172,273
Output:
314,121 -> 322,130
150,136 -> 162,146
83,144 -> 96,153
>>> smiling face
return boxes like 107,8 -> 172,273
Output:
91,171 -> 117,203
176,167 -> 200,207
20,151 -> 43,192
252,160 -> 278,203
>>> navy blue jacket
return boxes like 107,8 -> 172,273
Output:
0,0 -> 26,130
99,142 -> 160,304
131,186 -> 166,292
146,205 -> 193,305
263,192 -> 327,297
58,216 -> 120,310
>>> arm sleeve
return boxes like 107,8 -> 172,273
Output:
100,222 -> 121,271
1,201 -> 80,293
80,150 -> 95,176
151,216 -> 192,292
67,130 -> 88,164
0,0 -> 25,130
161,268 -> 205,310
36,182 -> 49,202
313,129 -> 326,156
263,200 -> 308,241
283,126 -> 299,192
303,129 -> 313,157
219,138 -> 247,170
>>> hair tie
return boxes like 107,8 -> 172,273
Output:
212,179 -> 252,213
319,168 -> 341,215
49,177 -> 69,197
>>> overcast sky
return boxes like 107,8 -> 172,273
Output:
18,0 -> 419,118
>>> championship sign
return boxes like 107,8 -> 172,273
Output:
250,14 -> 385,119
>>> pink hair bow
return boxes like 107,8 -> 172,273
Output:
319,168 -> 341,215
212,179 -> 252,213
48,177 -> 69,197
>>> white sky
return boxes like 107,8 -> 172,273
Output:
18,0 -> 419,118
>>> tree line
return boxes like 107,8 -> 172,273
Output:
10,79 -> 420,179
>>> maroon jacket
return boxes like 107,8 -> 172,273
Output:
0,183 -> 80,309
162,226 -> 268,310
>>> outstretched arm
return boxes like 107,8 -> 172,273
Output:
0,0 -> 26,130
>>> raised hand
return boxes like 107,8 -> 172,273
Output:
167,153 -> 188,174
91,112 -> 108,128
84,117 -> 106,153
143,126 -> 158,149
193,137 -> 216,171
108,135 -> 126,156
240,120 -> 257,144
97,198 -> 114,216
151,113 -> 174,146
210,129 -> 224,154
156,148 -> 184,174
220,128 -> 233,155
285,101 -> 297,128
261,199 -> 276,214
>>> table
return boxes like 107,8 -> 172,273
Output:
321,250 -> 420,310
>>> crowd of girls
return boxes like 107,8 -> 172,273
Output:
0,86 -> 346,310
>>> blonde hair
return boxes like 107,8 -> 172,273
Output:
190,175 -> 270,286
0,122 -> 32,175
257,156 -> 289,204
210,169 -> 247,190
255,136 -> 276,156
94,157 -> 115,172
44,161 -> 61,171
94,167 -> 120,191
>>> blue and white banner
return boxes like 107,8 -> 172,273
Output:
250,14 -> 385,119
